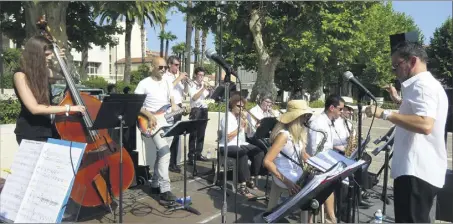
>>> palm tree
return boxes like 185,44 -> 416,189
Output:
172,42 -> 186,68
200,29 -> 208,67
96,1 -> 167,83
164,32 -> 177,59
194,27 -> 200,66
184,0 -> 193,74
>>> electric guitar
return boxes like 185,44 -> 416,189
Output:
137,104 -> 190,137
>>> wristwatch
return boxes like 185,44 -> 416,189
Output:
382,110 -> 392,120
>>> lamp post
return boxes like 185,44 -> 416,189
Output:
115,37 -> 119,84
216,1 -> 226,86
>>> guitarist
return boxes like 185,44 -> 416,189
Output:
164,55 -> 188,173
134,57 -> 178,203
187,67 -> 211,165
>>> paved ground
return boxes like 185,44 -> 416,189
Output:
69,118 -> 453,223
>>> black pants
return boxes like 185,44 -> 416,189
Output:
169,103 -> 183,166
219,144 -> 264,183
394,175 -> 440,223
188,107 -> 208,160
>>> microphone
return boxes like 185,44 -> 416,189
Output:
343,71 -> 376,102
205,48 -> 237,76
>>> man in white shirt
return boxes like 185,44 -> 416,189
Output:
246,93 -> 277,138
164,56 -> 188,173
134,57 -> 178,202
306,94 -> 344,222
188,67 -> 211,164
365,41 -> 448,223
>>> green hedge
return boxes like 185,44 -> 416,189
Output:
0,99 -> 20,124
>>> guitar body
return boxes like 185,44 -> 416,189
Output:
137,104 -> 184,137
55,92 -> 135,207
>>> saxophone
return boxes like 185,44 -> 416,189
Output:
296,122 -> 328,187
344,118 -> 358,158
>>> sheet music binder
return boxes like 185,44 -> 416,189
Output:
0,139 -> 86,223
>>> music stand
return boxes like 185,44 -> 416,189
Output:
161,119 -> 208,215
91,93 -> 146,223
257,162 -> 363,223
248,117 -> 277,202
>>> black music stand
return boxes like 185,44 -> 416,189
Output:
256,162 -> 364,223
91,93 -> 145,223
248,117 -> 277,202
161,119 -> 208,215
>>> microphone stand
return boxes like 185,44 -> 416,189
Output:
221,71 -> 232,223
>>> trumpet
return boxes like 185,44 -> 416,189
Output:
181,78 -> 196,87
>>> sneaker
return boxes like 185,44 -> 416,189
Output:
160,191 -> 177,202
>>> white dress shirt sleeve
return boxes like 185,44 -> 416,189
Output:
134,80 -> 145,94
409,83 -> 438,119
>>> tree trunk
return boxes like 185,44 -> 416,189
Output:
124,17 -> 132,84
194,27 -> 200,66
249,8 -> 280,102
201,29 -> 207,67
80,47 -> 89,81
159,24 -> 165,58
165,40 -> 170,59
184,0 -> 193,75
141,21 -> 145,64
24,2 -> 70,80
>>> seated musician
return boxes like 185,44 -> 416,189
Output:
332,98 -> 374,208
307,94 -> 346,223
246,94 -> 278,151
134,57 -> 178,202
13,35 -> 86,145
263,100 -> 312,211
219,94 -> 265,196
188,67 -> 211,165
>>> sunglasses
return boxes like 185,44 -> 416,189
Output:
158,66 -> 168,70
236,104 -> 244,108
392,60 -> 405,71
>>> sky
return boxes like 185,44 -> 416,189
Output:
144,1 -> 453,54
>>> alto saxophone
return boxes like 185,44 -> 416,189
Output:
344,118 -> 358,158
296,122 -> 328,187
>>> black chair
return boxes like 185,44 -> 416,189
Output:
249,138 -> 272,202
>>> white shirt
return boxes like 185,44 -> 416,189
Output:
306,112 -> 336,156
164,71 -> 185,104
392,71 -> 448,188
219,112 -> 247,147
332,118 -> 353,147
134,77 -> 173,112
272,130 -> 304,189
189,84 -> 210,109
246,105 -> 276,137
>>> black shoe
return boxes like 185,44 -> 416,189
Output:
359,199 -> 374,209
160,191 -> 177,202
169,164 -> 181,173
196,155 -> 209,162
150,187 -> 161,195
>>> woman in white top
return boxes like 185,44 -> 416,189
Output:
263,100 -> 313,211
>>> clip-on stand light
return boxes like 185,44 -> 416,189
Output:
91,94 -> 146,223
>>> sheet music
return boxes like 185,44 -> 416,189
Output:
307,150 -> 356,172
264,162 -> 346,222
0,140 -> 45,222
14,140 -> 84,223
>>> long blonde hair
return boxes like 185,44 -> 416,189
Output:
270,116 -> 308,147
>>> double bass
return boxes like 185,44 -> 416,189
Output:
36,16 -> 135,207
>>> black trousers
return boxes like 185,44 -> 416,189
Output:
394,175 -> 440,223
219,144 -> 264,183
188,107 -> 208,159
169,103 -> 183,166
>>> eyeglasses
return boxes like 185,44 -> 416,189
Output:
158,66 -> 168,70
236,104 -> 244,108
392,60 -> 405,71
264,100 -> 273,104
172,63 -> 180,66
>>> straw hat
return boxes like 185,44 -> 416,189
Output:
279,100 -> 314,124
342,96 -> 357,110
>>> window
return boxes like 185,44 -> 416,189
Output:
86,62 -> 101,74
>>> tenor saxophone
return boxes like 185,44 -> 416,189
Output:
344,118 -> 358,158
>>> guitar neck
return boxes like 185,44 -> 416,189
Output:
164,108 -> 184,119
